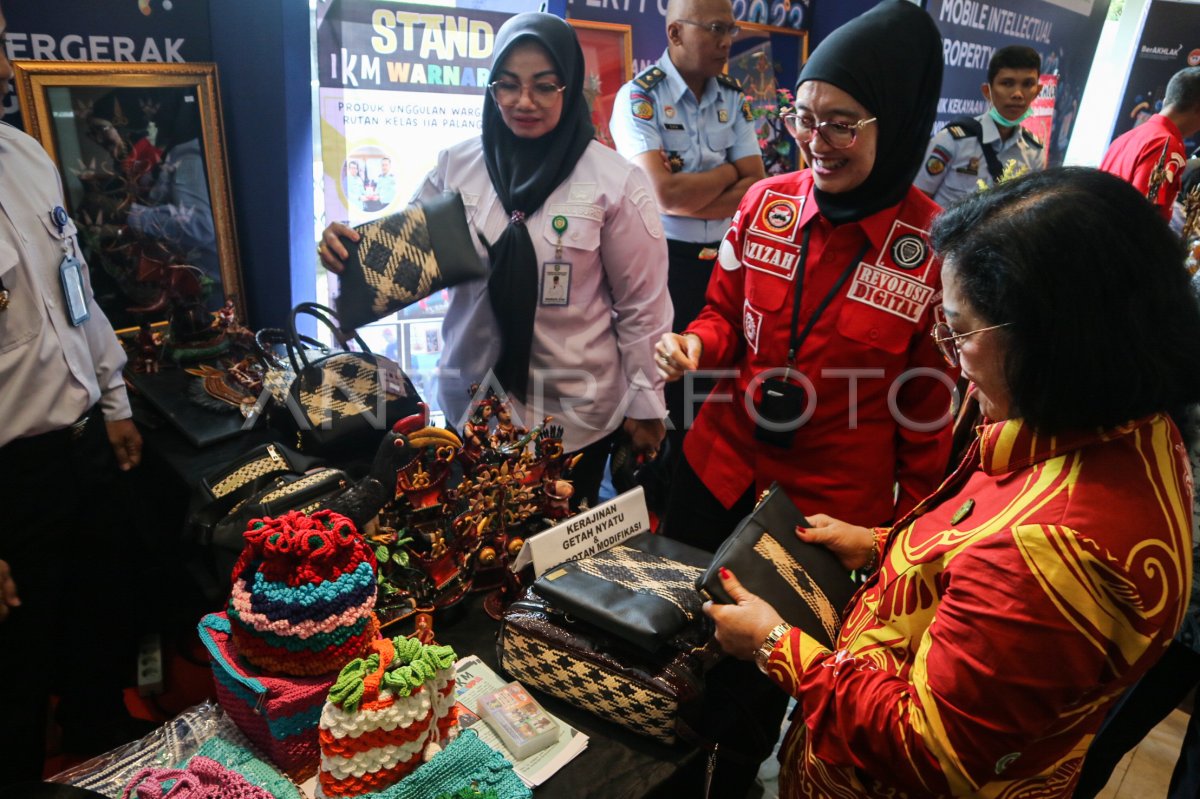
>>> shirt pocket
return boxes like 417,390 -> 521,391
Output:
0,239 -> 43,356
704,124 -> 735,154
661,129 -> 693,155
835,298 -> 919,356
541,205 -> 603,254
38,211 -> 80,248
744,269 -> 792,313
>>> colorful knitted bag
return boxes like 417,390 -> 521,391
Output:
199,612 -> 334,781
347,729 -> 531,799
227,508 -> 380,676
317,636 -> 459,797
121,755 -> 273,799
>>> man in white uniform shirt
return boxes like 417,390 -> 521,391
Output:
0,2 -> 146,781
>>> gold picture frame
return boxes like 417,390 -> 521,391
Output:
567,19 -> 634,149
12,61 -> 244,333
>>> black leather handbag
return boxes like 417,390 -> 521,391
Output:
697,483 -> 858,649
532,533 -> 713,654
334,191 -> 482,330
284,302 -> 422,458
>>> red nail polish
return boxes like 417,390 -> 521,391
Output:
719,567 -> 731,579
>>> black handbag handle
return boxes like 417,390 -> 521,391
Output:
286,302 -> 374,376
255,326 -> 328,369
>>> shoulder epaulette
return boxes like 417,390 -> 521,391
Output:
633,66 -> 667,91
944,117 -> 983,141
1021,128 -> 1044,149
716,73 -> 743,92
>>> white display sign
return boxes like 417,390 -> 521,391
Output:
511,487 -> 650,577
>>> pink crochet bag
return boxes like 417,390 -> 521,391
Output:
121,755 -> 273,799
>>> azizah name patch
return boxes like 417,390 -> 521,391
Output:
742,232 -> 800,280
847,264 -> 934,322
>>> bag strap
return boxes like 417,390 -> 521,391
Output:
947,116 -> 1003,182
255,326 -> 328,369
286,302 -> 373,375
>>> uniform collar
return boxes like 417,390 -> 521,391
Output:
1149,113 -> 1184,141
976,413 -> 1167,475
797,172 -> 917,252
659,49 -> 717,107
979,111 -> 1003,146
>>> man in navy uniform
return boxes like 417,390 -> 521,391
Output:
610,0 -> 763,506
915,45 -> 1044,206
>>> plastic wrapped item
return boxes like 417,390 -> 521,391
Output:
49,701 -> 303,799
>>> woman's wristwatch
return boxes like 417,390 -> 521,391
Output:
754,623 -> 793,673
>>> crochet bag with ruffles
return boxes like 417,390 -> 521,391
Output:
317,635 -> 459,798
227,508 -> 380,676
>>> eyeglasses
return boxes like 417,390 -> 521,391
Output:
487,79 -> 567,108
677,19 -> 741,39
782,114 -> 877,149
930,321 -> 1011,367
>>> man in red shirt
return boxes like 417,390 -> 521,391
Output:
1100,66 -> 1200,220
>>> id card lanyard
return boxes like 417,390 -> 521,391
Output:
52,206 -> 90,326
783,226 -> 871,378
541,214 -> 571,307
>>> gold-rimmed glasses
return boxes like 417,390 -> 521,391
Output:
930,321 -> 1012,367
782,114 -> 877,149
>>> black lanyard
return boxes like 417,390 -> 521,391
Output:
785,226 -> 872,367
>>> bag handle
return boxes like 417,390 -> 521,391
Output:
286,302 -> 374,376
255,326 -> 328,369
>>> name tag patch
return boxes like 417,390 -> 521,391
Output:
742,232 -> 800,280
847,263 -> 934,322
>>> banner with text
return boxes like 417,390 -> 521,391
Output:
3,0 -> 212,123
928,0 -> 1111,167
1111,0 -> 1200,149
317,0 -> 526,226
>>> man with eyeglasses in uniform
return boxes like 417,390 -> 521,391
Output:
610,0 -> 764,513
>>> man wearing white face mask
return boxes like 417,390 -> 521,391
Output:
915,45 -> 1044,206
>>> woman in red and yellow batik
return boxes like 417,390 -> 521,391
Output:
707,167 -> 1200,798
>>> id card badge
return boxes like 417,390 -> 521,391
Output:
541,261 -> 571,306
59,254 -> 90,326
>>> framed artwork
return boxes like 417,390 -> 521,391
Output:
568,19 -> 633,149
12,61 -> 244,333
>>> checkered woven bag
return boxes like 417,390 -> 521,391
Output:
284,303 -> 422,458
497,588 -> 714,745
334,192 -> 483,330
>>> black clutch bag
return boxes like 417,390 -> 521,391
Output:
532,533 -> 714,654
697,483 -> 858,649
334,191 -> 482,330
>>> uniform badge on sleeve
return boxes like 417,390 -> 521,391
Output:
926,144 -> 951,176
631,92 -> 654,120
743,300 -> 763,353
741,98 -> 753,122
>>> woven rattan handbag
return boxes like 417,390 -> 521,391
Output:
284,303 -> 422,458
334,192 -> 482,330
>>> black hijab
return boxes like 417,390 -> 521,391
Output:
797,0 -> 943,224
481,13 -> 594,400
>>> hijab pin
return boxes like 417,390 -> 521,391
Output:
509,210 -> 526,226
950,498 -> 975,526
